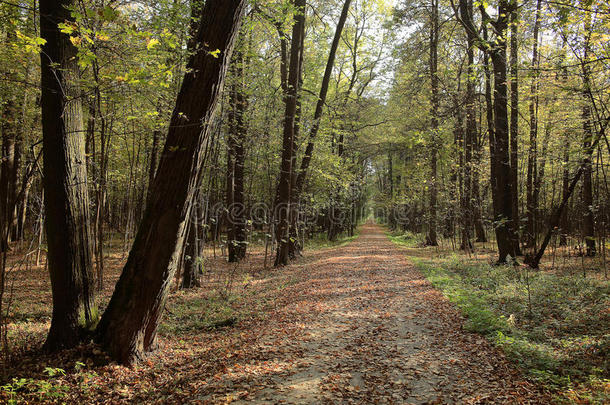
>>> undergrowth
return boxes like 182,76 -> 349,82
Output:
305,229 -> 360,249
389,232 -> 610,404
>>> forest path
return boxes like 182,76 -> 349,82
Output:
219,223 -> 546,404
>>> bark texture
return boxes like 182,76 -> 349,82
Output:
95,0 -> 246,365
40,0 -> 97,351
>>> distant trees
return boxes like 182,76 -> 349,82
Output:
381,0 -> 608,267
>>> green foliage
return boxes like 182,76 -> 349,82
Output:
1,368 -> 68,403
397,249 -> 609,401
160,294 -> 240,335
305,229 -> 360,249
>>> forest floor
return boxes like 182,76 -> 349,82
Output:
1,222 -> 560,404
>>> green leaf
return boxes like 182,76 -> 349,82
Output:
102,6 -> 119,22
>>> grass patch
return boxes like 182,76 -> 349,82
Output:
160,292 -> 241,336
305,229 -> 360,250
389,235 -> 610,404
387,230 -> 421,248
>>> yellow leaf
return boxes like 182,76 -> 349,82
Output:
147,38 -> 159,50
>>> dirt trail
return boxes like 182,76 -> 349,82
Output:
214,223 -> 547,404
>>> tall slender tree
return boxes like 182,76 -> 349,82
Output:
274,0 -> 306,266
581,14 -> 596,257
525,0 -> 542,249
426,0 -> 439,246
226,46 -> 248,263
509,3 -> 521,254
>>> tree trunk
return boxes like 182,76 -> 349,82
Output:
426,0 -> 439,247
526,116 -> 608,268
489,0 -> 519,263
525,0 -> 542,249
274,0 -> 305,266
509,4 -> 521,254
559,136 -> 570,245
40,0 -> 97,351
182,200 -> 202,289
95,0 -> 246,365
461,0 -> 477,250
227,47 -> 248,263
0,100 -> 16,252
147,129 -> 161,203
294,0 -> 352,196
581,18 -> 596,257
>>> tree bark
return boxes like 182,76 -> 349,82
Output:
0,100 -> 16,252
95,0 -> 246,365
274,0 -> 305,266
227,47 -> 248,263
525,0 -> 542,249
461,0 -> 477,250
426,0 -> 439,247
182,198 -> 202,289
490,4 -> 519,263
581,18 -> 596,256
559,136 -> 571,245
40,0 -> 97,351
509,4 -> 521,254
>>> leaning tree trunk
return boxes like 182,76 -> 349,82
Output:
291,0 -> 351,252
95,0 -> 246,365
294,0 -> 352,201
40,0 -> 97,351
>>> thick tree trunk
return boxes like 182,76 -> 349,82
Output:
95,0 -> 246,365
489,0 -> 520,263
40,0 -> 97,351
274,0 -> 305,266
